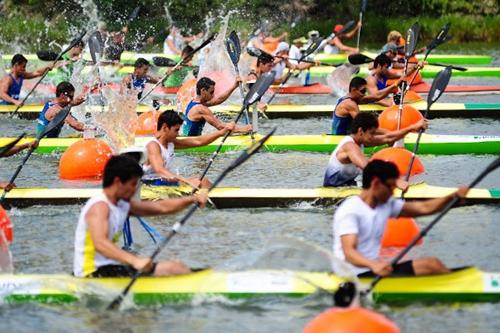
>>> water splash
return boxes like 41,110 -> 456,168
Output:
93,87 -> 138,151
327,64 -> 360,97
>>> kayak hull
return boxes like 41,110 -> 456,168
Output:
1,267 -> 500,305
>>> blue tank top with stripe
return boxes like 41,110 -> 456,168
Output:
130,74 -> 147,99
36,101 -> 63,138
0,74 -> 24,105
182,100 -> 205,136
373,74 -> 388,91
331,96 -> 353,135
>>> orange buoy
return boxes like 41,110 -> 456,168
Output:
371,147 -> 425,176
176,78 -> 196,114
0,206 -> 13,243
59,139 -> 113,180
381,217 -> 422,248
303,307 -> 399,333
135,111 -> 160,136
378,104 -> 423,132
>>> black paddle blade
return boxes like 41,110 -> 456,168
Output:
89,31 -> 103,64
40,107 -> 71,139
181,33 -> 216,65
333,282 -> 357,307
428,23 -> 451,51
152,56 -> 177,67
348,53 -> 373,65
244,71 -> 275,106
427,66 -> 452,106
361,0 -> 368,12
302,37 -> 324,60
470,156 -> 500,188
246,47 -> 262,58
405,22 -> 420,58
228,127 -> 276,170
226,30 -> 241,66
36,51 -> 61,61
0,133 -> 26,158
339,20 -> 356,35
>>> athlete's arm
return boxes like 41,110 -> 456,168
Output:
130,192 -> 207,216
341,234 -> 393,276
65,114 -> 85,132
331,37 -> 357,53
173,123 -> 234,149
342,142 -> 369,169
0,76 -> 21,105
359,80 -> 401,104
205,77 -> 241,106
400,187 -> 469,217
367,119 -> 427,146
25,65 -> 53,79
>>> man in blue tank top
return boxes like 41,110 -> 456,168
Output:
182,77 -> 252,136
366,54 -> 422,107
121,58 -> 162,100
36,81 -> 87,138
0,54 -> 54,106
332,77 -> 402,135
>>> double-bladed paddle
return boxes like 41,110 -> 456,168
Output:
406,23 -> 451,88
320,20 -> 356,50
348,52 -> 465,71
0,106 -> 71,203
0,133 -> 26,158
266,37 -> 323,105
247,47 -> 341,67
356,0 -> 368,49
198,71 -> 275,182
138,33 -> 216,103
358,155 -> 500,297
152,56 -> 178,67
402,66 -> 452,189
10,31 -> 86,118
226,30 -> 251,128
107,126 -> 277,310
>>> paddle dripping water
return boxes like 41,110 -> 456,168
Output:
197,15 -> 238,101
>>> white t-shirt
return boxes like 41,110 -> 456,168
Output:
288,45 -> 302,65
332,196 -> 404,275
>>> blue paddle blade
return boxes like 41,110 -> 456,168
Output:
361,0 -> 368,12
427,66 -> 452,106
226,32 -> 240,66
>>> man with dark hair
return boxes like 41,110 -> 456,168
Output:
331,76 -> 403,135
0,54 -> 54,105
143,110 -> 234,189
182,76 -> 251,136
366,54 -> 422,107
56,38 -> 85,83
246,53 -> 274,84
36,81 -> 87,138
73,154 -> 208,277
164,45 -> 196,88
333,159 -> 468,277
121,58 -> 161,99
323,112 -> 426,187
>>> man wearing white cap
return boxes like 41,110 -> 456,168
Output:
271,42 -> 317,84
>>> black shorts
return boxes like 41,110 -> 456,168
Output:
88,263 -> 157,278
357,260 -> 415,278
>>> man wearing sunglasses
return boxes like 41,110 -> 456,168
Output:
36,81 -> 87,138
332,77 -> 402,135
324,112 -> 426,188
333,159 -> 468,277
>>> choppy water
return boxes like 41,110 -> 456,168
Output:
0,55 -> 499,332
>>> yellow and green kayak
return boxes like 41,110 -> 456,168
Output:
1,267 -> 500,305
3,183 -> 499,208
3,102 -> 500,119
1,133 -> 499,155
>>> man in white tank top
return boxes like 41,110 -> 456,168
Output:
271,42 -> 318,84
323,112 -> 427,187
73,155 -> 208,278
142,110 -> 235,189
333,159 -> 469,277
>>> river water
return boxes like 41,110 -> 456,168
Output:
0,53 -> 499,332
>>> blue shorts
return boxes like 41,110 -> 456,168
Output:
142,178 -> 180,186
